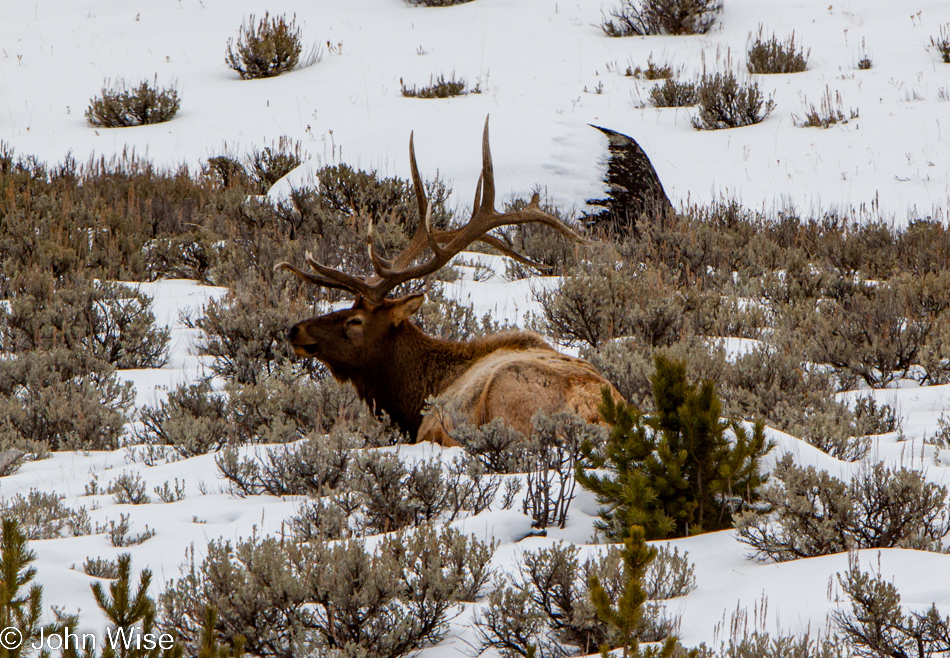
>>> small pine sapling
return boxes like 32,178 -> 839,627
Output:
577,356 -> 772,541
74,554 -> 182,658
0,518 -> 61,658
197,607 -> 245,658
588,526 -> 682,658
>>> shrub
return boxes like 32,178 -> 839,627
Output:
642,545 -> 696,600
0,349 -> 134,451
82,556 -> 120,579
226,371 -> 371,443
184,277 -> 319,384
0,147 -> 223,286
530,251 -> 688,350
0,143 -> 459,294
474,541 -> 690,658
226,13 -> 316,80
691,71 -> 776,130
348,452 -> 500,534
246,136 -> 303,193
931,24 -> 950,63
852,396 -> 899,435
351,452 -> 452,533
159,526 -> 495,658
0,274 -> 170,368
287,498 -> 352,542
585,336 -> 729,412
735,456 -> 950,561
833,553 -> 950,657
627,57 -> 676,80
601,0 -> 722,36
216,432 -> 356,498
400,74 -> 478,98
107,513 -> 156,547
447,416 -> 532,473
154,479 -> 187,503
0,489 -> 92,540
600,0 -> 649,37
108,472 -> 151,505
789,404 -> 873,462
929,413 -> 950,449
577,356 -> 771,541
522,412 -> 606,530
135,379 -> 233,458
649,78 -> 698,107
413,284 -> 510,341
792,273 -> 950,387
405,0 -> 475,5
640,0 -> 722,35
793,87 -> 858,128
746,28 -> 810,74
86,76 -> 180,127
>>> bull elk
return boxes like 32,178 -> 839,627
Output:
276,118 -> 621,445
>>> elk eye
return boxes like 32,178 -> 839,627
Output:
346,317 -> 364,326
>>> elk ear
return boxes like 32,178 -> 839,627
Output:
388,293 -> 425,323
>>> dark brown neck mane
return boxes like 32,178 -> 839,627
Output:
331,321 -> 552,436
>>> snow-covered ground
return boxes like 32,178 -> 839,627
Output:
4,0 -> 950,218
4,0 -> 950,653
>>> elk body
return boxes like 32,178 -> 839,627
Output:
277,119 -> 621,445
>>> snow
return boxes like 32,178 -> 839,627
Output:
5,0 -> 950,654
5,0 -> 950,219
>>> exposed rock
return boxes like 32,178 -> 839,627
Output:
585,125 -> 674,235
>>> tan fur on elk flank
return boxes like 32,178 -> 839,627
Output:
276,118 -> 621,444
419,347 -> 621,445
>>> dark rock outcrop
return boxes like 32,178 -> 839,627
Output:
585,125 -> 673,235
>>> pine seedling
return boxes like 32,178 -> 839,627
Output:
0,518 -> 65,658
589,525 -> 683,658
89,554 -> 181,658
589,526 -> 653,657
578,356 -> 772,541
197,607 -> 245,658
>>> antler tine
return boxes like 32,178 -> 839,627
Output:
303,252 -> 375,294
477,233 -> 553,270
390,130 -> 453,272
471,174 -> 484,217
408,132 -> 429,225
478,116 -> 496,215
422,201 -> 451,260
365,214 -> 394,277
274,259 -> 374,298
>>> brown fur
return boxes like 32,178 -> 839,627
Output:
287,293 -> 622,444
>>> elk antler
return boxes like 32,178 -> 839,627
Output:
276,117 -> 592,304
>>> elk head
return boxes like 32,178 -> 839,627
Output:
284,293 -> 424,373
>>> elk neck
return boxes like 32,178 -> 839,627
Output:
333,320 -> 552,437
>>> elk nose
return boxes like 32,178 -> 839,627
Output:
287,325 -> 299,342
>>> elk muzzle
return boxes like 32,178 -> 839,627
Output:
286,323 -> 319,357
